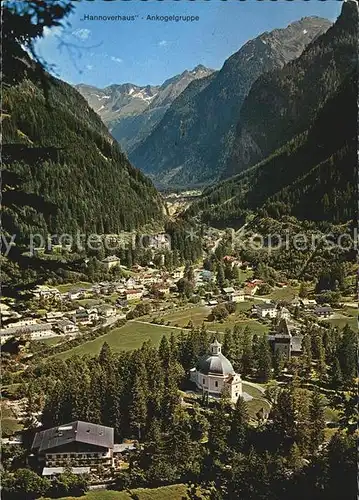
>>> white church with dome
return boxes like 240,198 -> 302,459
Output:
190,339 -> 242,403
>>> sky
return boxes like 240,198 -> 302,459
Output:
35,0 -> 343,88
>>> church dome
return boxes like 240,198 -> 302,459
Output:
197,352 -> 235,376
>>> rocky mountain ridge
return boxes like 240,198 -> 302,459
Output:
76,64 -> 215,152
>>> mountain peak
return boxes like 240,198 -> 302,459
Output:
192,64 -> 211,72
77,65 -> 215,153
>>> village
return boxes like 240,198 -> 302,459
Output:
0,251 -> 346,351
2,234 -> 356,480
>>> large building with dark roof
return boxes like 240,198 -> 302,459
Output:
190,340 -> 242,402
31,421 -> 114,471
268,319 -> 303,360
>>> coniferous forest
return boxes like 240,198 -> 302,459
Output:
3,9 -> 165,241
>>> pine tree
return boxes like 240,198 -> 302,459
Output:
264,380 -> 280,405
98,342 -> 113,366
301,334 -> 312,376
129,374 -> 148,440
208,392 -> 232,459
216,263 -> 225,288
223,328 -> 235,363
308,390 -> 325,454
158,335 -> 171,368
240,326 -> 254,376
256,335 -> 272,382
272,387 -> 296,439
273,349 -> 284,378
146,417 -> 162,447
169,331 -> 178,361
329,356 -> 343,389
313,334 -> 327,379
324,431 -> 357,500
145,346 -> 165,421
287,443 -> 303,471
293,388 -> 310,453
336,326 -> 356,386
228,396 -> 248,451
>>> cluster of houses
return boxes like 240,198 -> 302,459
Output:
0,303 -> 121,344
249,297 -> 335,361
0,268 -> 185,345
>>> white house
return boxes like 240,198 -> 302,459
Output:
101,255 -> 121,271
46,311 -> 65,323
99,305 -> 117,318
32,421 -> 115,471
74,307 -> 98,325
67,288 -> 87,301
231,291 -> 245,303
190,340 -> 242,403
300,298 -> 317,308
125,289 -> 143,301
33,285 -> 61,301
57,319 -> 79,335
254,303 -> 277,319
223,287 -> 245,303
4,318 -> 38,329
0,323 -> 55,342
314,306 -> 333,318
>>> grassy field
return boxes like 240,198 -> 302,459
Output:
146,304 -> 269,335
54,322 -> 180,359
1,402 -> 23,437
327,306 -> 357,330
149,306 -> 210,328
210,317 -> 268,335
242,383 -> 264,399
257,285 -> 299,302
42,484 -> 189,500
54,302 -> 269,360
328,316 -> 357,330
55,282 -> 93,293
36,336 -> 64,346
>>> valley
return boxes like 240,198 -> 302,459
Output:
163,190 -> 202,217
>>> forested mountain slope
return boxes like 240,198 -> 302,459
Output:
224,0 -> 357,178
186,70 -> 357,228
130,17 -> 331,188
2,45 -> 165,240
